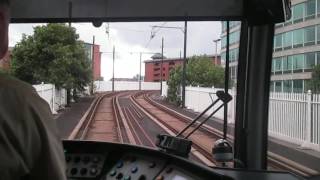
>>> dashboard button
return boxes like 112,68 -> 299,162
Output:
90,168 -> 98,175
116,173 -> 123,179
131,166 -> 138,173
110,170 -> 117,177
124,175 -> 131,180
116,161 -> 124,168
92,156 -> 101,163
80,168 -> 87,175
70,168 -> 78,175
138,175 -> 146,180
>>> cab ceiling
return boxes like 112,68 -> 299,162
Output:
10,0 -> 243,23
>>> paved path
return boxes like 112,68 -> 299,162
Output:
55,96 -> 94,139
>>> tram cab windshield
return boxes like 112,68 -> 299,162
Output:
4,0 -> 320,180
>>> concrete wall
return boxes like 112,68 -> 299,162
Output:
184,86 -> 236,123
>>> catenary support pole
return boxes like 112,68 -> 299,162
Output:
160,37 -> 164,95
139,52 -> 142,91
181,20 -> 188,108
112,45 -> 115,92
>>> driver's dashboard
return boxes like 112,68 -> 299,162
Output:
63,140 -> 304,180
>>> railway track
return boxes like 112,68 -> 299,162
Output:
130,92 -> 218,166
139,92 -> 319,177
68,91 -> 157,148
68,90 -> 318,177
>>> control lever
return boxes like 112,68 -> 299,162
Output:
155,134 -> 192,158
156,91 -> 232,158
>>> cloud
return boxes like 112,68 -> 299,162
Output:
9,21 -> 222,80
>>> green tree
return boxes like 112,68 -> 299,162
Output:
167,66 -> 182,105
10,24 -> 92,103
186,55 -> 224,88
310,64 -> 320,93
167,55 -> 225,104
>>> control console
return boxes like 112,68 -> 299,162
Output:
63,140 -> 305,180
66,153 -> 106,179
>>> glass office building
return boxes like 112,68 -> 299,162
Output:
221,0 -> 320,93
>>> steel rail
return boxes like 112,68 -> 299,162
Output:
130,93 -> 216,166
144,92 -> 319,177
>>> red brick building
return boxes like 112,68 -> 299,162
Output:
84,43 -> 102,80
144,53 -> 221,82
0,48 -> 12,72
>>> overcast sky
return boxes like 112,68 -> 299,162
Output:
9,21 -> 221,80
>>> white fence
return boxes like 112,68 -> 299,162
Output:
269,91 -> 320,150
162,83 -> 320,151
95,81 -> 161,92
33,83 -> 67,114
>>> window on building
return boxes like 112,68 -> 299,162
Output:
305,0 -> 316,19
292,54 -> 304,72
275,81 -> 282,92
317,25 -> 320,44
221,37 -> 226,48
155,62 -> 159,66
222,21 -> 227,32
318,0 -> 320,15
229,31 -> 240,45
283,31 -> 292,49
293,3 -> 304,23
282,57 -> 287,71
304,26 -> 316,46
283,80 -> 293,93
274,34 -> 283,51
234,31 -> 240,43
271,59 -> 275,73
317,52 -> 320,64
293,80 -> 303,93
305,52 -> 316,70
169,61 -> 175,65
274,57 -> 282,73
282,56 -> 292,73
293,29 -> 304,48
